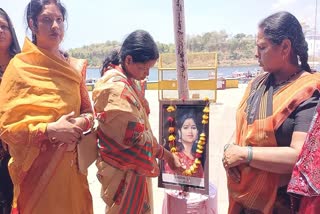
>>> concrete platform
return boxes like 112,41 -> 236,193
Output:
87,84 -> 247,213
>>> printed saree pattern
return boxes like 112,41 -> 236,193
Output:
288,102 -> 320,196
288,101 -> 320,213
0,38 -> 93,214
93,68 -> 159,214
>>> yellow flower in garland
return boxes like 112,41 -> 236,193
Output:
200,133 -> 206,138
203,106 -> 210,114
167,104 -> 177,154
198,140 -> 206,146
197,144 -> 204,150
168,135 -> 175,142
170,147 -> 177,153
202,114 -> 209,120
166,105 -> 176,112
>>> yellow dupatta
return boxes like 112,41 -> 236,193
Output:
228,72 -> 320,213
0,38 -> 92,213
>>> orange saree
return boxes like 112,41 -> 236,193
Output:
228,72 -> 320,213
0,38 -> 93,214
93,67 -> 159,214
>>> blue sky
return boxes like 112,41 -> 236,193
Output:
1,0 -> 319,50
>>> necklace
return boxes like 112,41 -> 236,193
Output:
273,69 -> 303,87
166,97 -> 210,176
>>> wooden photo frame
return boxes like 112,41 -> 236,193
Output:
158,100 -> 209,195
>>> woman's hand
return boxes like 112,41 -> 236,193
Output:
222,144 -> 247,183
222,144 -> 248,169
68,116 -> 87,131
46,112 -> 83,150
163,149 -> 184,173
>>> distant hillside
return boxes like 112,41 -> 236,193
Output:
68,31 -> 257,68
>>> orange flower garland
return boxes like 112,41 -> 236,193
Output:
166,97 -> 210,176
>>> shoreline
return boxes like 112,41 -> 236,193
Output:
87,63 -> 260,70
87,61 -> 320,70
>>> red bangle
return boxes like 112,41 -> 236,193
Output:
83,116 -> 91,132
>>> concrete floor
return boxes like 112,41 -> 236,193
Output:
87,84 -> 247,213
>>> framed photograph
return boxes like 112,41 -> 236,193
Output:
158,99 -> 209,195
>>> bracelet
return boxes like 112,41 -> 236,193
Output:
223,143 -> 231,152
80,113 -> 94,132
83,116 -> 91,132
247,146 -> 253,163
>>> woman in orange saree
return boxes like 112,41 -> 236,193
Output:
93,30 -> 182,214
0,1 -> 93,213
222,11 -> 320,213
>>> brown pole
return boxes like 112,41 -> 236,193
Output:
172,0 -> 189,99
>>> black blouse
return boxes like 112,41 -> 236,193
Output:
275,90 -> 319,147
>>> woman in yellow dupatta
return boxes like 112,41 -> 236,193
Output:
0,1 -> 93,213
93,30 -> 182,214
222,11 -> 320,213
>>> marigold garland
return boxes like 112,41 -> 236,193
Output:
166,97 -> 210,176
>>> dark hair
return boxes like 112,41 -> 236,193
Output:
25,0 -> 67,44
100,30 -> 159,77
259,11 -> 311,72
0,8 -> 21,57
100,48 -> 120,76
176,112 -> 199,154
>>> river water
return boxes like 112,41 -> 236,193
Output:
87,63 -> 320,82
87,65 -> 261,81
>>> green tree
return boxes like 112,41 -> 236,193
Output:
68,31 -> 258,67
